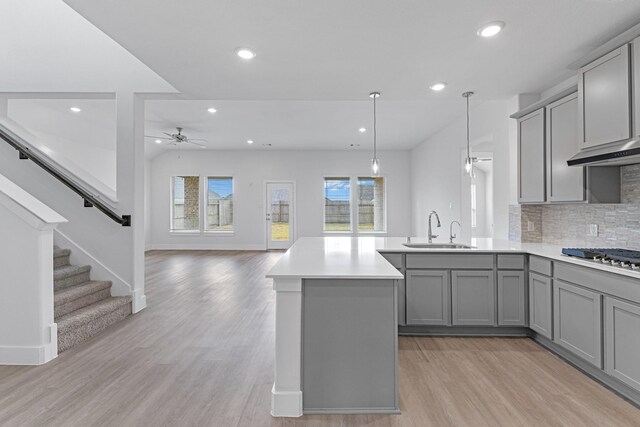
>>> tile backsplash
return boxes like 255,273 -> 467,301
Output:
510,164 -> 640,250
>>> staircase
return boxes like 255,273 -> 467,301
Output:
54,246 -> 132,352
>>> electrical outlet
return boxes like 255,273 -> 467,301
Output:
527,221 -> 535,232
588,224 -> 599,237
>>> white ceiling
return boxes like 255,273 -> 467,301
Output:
0,0 -> 176,93
144,99 -> 463,152
8,99 -> 116,151
61,0 -> 640,151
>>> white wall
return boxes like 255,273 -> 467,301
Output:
411,100 -> 512,240
148,150 -> 412,249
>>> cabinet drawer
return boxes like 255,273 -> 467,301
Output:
530,256 -> 552,276
406,254 -> 493,270
380,253 -> 403,269
497,255 -> 525,270
555,262 -> 640,305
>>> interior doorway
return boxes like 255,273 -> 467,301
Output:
265,181 -> 295,249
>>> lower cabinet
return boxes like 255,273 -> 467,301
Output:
498,271 -> 527,326
451,270 -> 495,326
406,270 -> 450,325
554,280 -> 603,368
605,297 -> 640,392
529,272 -> 553,339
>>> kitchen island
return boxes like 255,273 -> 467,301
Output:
268,237 -> 640,417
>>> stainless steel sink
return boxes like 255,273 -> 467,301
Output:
402,243 -> 474,249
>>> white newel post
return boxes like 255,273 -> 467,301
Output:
0,174 -> 67,365
272,277 -> 303,417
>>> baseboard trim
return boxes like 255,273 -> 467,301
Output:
271,384 -> 303,417
531,333 -> 640,409
399,325 -> 529,336
132,289 -> 147,313
149,243 -> 266,251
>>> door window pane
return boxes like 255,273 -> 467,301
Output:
358,177 -> 385,232
206,177 -> 234,232
171,176 -> 200,231
324,177 -> 351,232
271,188 -> 290,241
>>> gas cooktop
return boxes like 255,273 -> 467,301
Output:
562,248 -> 640,269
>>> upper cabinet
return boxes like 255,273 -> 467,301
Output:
518,108 -> 546,203
578,44 -> 632,149
546,93 -> 585,202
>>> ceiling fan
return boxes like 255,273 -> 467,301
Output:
146,127 -> 207,147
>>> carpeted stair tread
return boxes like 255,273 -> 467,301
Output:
57,296 -> 131,332
53,247 -> 70,259
57,297 -> 132,352
54,280 -> 111,306
54,264 -> 91,290
53,248 -> 71,268
54,264 -> 90,280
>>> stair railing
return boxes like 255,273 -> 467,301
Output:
0,123 -> 131,226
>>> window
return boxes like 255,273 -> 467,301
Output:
171,176 -> 200,231
324,177 -> 351,232
358,177 -> 385,232
206,177 -> 234,232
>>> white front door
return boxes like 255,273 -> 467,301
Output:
266,182 -> 295,249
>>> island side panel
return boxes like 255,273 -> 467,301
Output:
271,277 -> 303,417
302,278 -> 399,414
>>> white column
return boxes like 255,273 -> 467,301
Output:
272,278 -> 303,417
116,92 -> 146,312
0,174 -> 67,364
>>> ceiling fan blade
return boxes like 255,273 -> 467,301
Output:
145,135 -> 172,140
186,140 -> 206,147
163,132 -> 175,138
188,138 -> 208,142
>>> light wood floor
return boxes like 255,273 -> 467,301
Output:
1,250 -> 639,427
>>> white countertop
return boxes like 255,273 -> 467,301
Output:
266,237 -> 640,280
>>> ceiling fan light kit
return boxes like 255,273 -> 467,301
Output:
145,127 -> 208,147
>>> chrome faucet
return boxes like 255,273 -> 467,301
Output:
428,211 -> 441,243
449,220 -> 461,243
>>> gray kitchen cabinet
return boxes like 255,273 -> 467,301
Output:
634,37 -> 640,137
380,253 -> 406,325
578,44 -> 631,148
605,297 -> 640,392
554,280 -> 603,368
518,108 -> 546,203
546,92 -> 585,202
497,271 -> 526,326
529,272 -> 553,339
406,270 -> 450,325
451,270 -> 495,326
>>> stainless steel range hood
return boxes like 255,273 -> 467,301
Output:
567,138 -> 640,167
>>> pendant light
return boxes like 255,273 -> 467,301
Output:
370,91 -> 381,177
462,91 -> 474,176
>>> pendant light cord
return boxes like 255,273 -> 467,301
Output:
466,94 -> 470,160
373,94 -> 377,159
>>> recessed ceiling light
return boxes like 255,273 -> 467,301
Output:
247,139 -> 254,144
359,128 -> 366,133
207,107 -> 217,114
200,146 -> 206,149
430,82 -> 447,91
155,139 -> 162,144
236,48 -> 256,59
477,21 -> 505,38
69,107 -> 82,113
